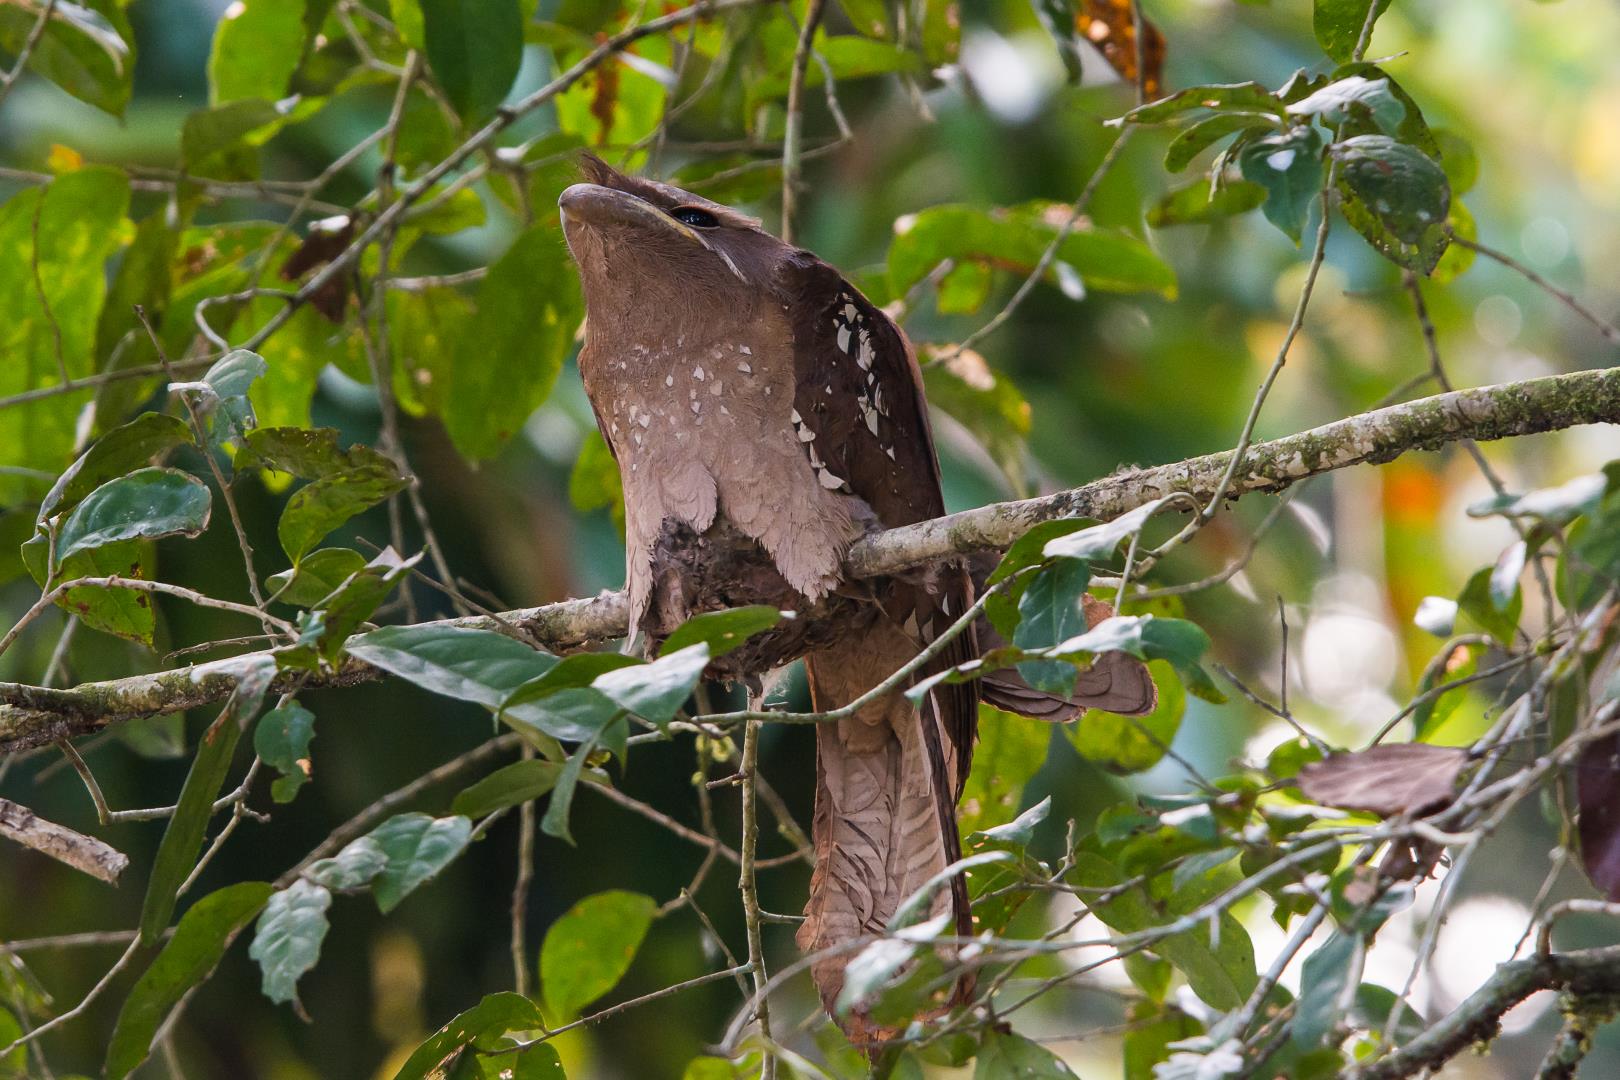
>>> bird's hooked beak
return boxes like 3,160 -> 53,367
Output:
558,182 -> 700,242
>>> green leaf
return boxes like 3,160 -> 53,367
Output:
1030,0 -> 1083,82
1333,134 -> 1451,272
254,702 -> 316,803
1293,931 -> 1359,1047
347,624 -> 557,707
0,2 -> 133,116
305,836 -> 389,891
591,644 -> 709,728
278,462 -> 407,563
1164,113 -> 1277,173
1068,660 -> 1186,773
1069,851 -> 1258,1009
55,468 -> 211,563
367,813 -> 475,913
1123,1000 -> 1200,1080
0,168 -> 131,504
444,228 -> 581,460
267,547 -> 368,607
180,98 -> 290,179
888,204 -> 1177,302
106,882 -> 273,1079
567,430 -> 624,531
922,352 -> 1033,494
451,760 -> 566,818
660,606 -> 783,659
279,548 -> 421,665
448,1041 -> 566,1078
958,706 -> 1050,836
1432,128 -> 1478,195
748,35 -> 921,102
1148,179 -> 1268,227
420,0 -> 524,122
0,1007 -> 23,1077
539,730 -> 605,843
973,1030 -> 1078,1078
1313,0 -> 1390,63
238,426 -> 397,479
248,879 -> 331,1006
1238,126 -> 1326,243
41,541 -> 156,644
203,349 -> 270,448
209,0 -> 308,104
1120,82 -> 1286,126
1013,560 -> 1093,694
1042,498 -> 1174,562
35,413 -> 195,528
540,890 -> 657,1020
1456,565 -> 1521,646
139,681 -> 270,944
393,993 -> 547,1080
1287,75 -> 1405,134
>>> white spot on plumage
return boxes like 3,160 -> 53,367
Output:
798,426 -> 815,443
710,381 -> 722,396
638,413 -> 650,428
864,407 -> 879,436
857,333 -> 873,370
665,374 -> 674,387
790,408 -> 803,424
737,361 -> 752,374
884,445 -> 896,460
691,400 -> 701,414
818,469 -> 846,490
837,326 -> 851,352
693,366 -> 705,381
842,302 -> 858,321
739,344 -> 752,355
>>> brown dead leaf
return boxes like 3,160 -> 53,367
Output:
1577,729 -> 1620,900
279,217 -> 356,323
1297,743 -> 1470,818
1076,0 -> 1166,99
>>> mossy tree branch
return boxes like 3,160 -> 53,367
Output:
3,365 -> 1619,753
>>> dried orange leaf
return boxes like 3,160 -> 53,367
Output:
1076,0 -> 1166,98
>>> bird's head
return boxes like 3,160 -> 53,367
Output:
559,154 -> 788,323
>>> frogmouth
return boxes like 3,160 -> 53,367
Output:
558,155 -> 1156,1042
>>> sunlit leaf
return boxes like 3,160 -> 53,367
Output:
209,0 -> 308,104
660,606 -> 783,659
540,890 -> 657,1020
419,0 -> 523,123
1313,0 -> 1390,63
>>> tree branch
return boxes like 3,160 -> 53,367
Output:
3,366 -> 1619,752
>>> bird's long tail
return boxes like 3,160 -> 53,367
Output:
797,619 -> 970,1044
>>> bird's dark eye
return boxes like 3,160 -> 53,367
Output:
671,206 -> 719,228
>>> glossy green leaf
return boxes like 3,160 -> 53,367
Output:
448,1040 -> 566,1078
36,413 -> 194,527
1313,0 -> 1390,63
540,890 -> 657,1020
280,548 -> 421,665
1013,560 -> 1092,694
660,606 -> 783,659
278,462 -> 407,563
1287,75 -> 1405,133
254,702 -> 316,803
248,878 -> 331,1006
209,0 -> 307,104
1042,498 -> 1174,562
139,680 -> 270,944
420,0 -> 523,122
394,993 -> 547,1080
267,547 -> 368,607
591,644 -> 709,728
202,349 -> 270,448
1238,126 -> 1326,243
107,882 -> 273,1079
1333,135 -> 1451,273
367,813 -> 474,913
55,467 -> 211,562
0,167 -> 131,504
348,624 -> 558,707
451,760 -> 567,818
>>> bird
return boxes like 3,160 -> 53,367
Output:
558,155 -> 1156,1041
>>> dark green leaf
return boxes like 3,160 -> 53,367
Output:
238,426 -> 398,479
540,890 -> 658,1020
139,681 -> 269,944
1013,560 -> 1092,694
367,813 -> 475,913
660,606 -> 783,659
40,541 -> 157,644
55,468 -> 211,562
451,760 -> 567,818
36,414 -> 195,527
1293,931 -> 1358,1047
1333,135 -> 1451,273
278,462 -> 407,563
1042,498 -> 1174,562
1123,1000 -> 1200,1080
1238,126 -> 1326,243
1164,113 -> 1277,172
267,547 -> 368,607
202,349 -> 270,448
592,644 -> 709,728
972,1030 -> 1077,1078
106,882 -> 273,1078
394,993 -> 547,1080
347,624 -> 557,707
209,0 -> 309,104
1120,82 -> 1286,126
1313,0 -> 1390,63
1148,179 -> 1268,227
420,0 -> 524,123
1287,75 -> 1405,133
282,548 -> 420,664
248,879 -> 331,1006
254,702 -> 316,803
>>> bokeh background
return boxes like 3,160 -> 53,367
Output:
2,0 -> 1619,1076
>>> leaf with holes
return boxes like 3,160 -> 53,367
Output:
540,890 -> 657,1020
1334,135 -> 1451,273
254,702 -> 316,803
248,879 -> 331,1007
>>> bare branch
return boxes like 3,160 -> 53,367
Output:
0,796 -> 128,883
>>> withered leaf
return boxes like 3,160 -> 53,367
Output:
1076,0 -> 1166,99
280,218 -> 357,323
1297,743 -> 1469,817
1577,730 -> 1620,900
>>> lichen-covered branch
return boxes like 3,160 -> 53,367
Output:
2,366 -> 1618,752
1351,945 -> 1620,1080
